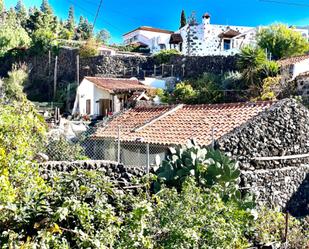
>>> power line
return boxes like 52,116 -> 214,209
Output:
65,0 -> 123,32
259,0 -> 309,7
93,0 -> 103,31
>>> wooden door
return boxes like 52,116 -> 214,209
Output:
99,99 -> 111,117
86,99 -> 91,114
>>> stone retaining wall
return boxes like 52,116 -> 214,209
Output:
40,160 -> 145,185
217,99 -> 309,170
241,165 -> 309,217
40,159 -> 309,216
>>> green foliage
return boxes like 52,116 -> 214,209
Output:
153,49 -> 181,64
258,24 -> 309,60
260,76 -> 281,101
180,10 -> 186,29
118,179 -> 253,249
237,46 -> 267,87
46,136 -> 87,161
15,0 -> 28,26
172,82 -> 196,103
0,17 -> 30,57
253,208 -> 309,248
31,27 -> 57,53
2,64 -> 28,101
79,38 -> 98,58
155,140 -> 248,206
76,16 -> 93,41
96,29 -> 111,44
66,5 -> 75,33
237,46 -> 280,99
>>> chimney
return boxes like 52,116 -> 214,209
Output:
202,13 -> 211,25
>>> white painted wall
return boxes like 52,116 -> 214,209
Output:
292,59 -> 309,79
123,29 -> 172,53
73,79 -> 113,116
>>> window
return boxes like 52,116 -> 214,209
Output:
223,39 -> 231,50
159,44 -> 166,50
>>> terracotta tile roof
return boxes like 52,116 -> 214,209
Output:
218,28 -> 241,38
169,33 -> 183,44
278,54 -> 309,67
123,26 -> 174,36
92,101 -> 274,146
84,77 -> 153,93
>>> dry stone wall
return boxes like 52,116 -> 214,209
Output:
217,98 -> 309,216
40,160 -> 145,185
217,99 -> 309,170
241,165 -> 309,217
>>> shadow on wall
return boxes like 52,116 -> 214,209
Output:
286,172 -> 309,217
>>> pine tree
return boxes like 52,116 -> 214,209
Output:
66,5 -> 75,32
15,0 -> 28,26
76,16 -> 93,40
180,10 -> 186,29
40,0 -> 53,15
0,0 -> 4,14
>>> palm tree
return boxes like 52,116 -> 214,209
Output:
237,46 -> 267,88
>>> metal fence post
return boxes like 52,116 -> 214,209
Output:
211,127 -> 215,149
117,126 -> 121,164
146,143 -> 150,174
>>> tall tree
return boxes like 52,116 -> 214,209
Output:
0,0 -> 4,14
96,29 -> 110,44
180,10 -> 186,29
66,5 -> 75,33
15,0 -> 28,26
40,0 -> 53,15
76,16 -> 93,40
258,24 -> 309,60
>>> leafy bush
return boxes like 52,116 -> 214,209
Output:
2,64 -> 28,101
118,178 -> 253,249
258,24 -> 309,60
46,136 -> 87,161
253,208 -> 309,248
172,82 -> 196,103
260,76 -> 282,101
153,49 -> 181,64
79,38 -> 98,58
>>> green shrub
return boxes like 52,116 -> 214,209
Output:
253,208 -> 309,248
153,49 -> 181,64
79,38 -> 98,58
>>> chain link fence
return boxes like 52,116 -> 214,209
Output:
46,126 -> 168,169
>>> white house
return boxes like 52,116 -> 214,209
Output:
72,77 -> 153,117
123,26 -> 173,53
278,54 -> 309,81
171,14 -> 309,56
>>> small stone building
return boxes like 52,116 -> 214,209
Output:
90,99 -> 309,216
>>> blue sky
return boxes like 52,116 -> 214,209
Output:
4,0 -> 309,43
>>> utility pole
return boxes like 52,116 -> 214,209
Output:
76,55 -> 80,85
53,56 -> 58,101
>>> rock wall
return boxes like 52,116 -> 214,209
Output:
217,99 -> 309,170
216,99 -> 309,216
0,48 -> 238,101
241,165 -> 309,217
40,157 -> 309,216
40,160 -> 145,185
